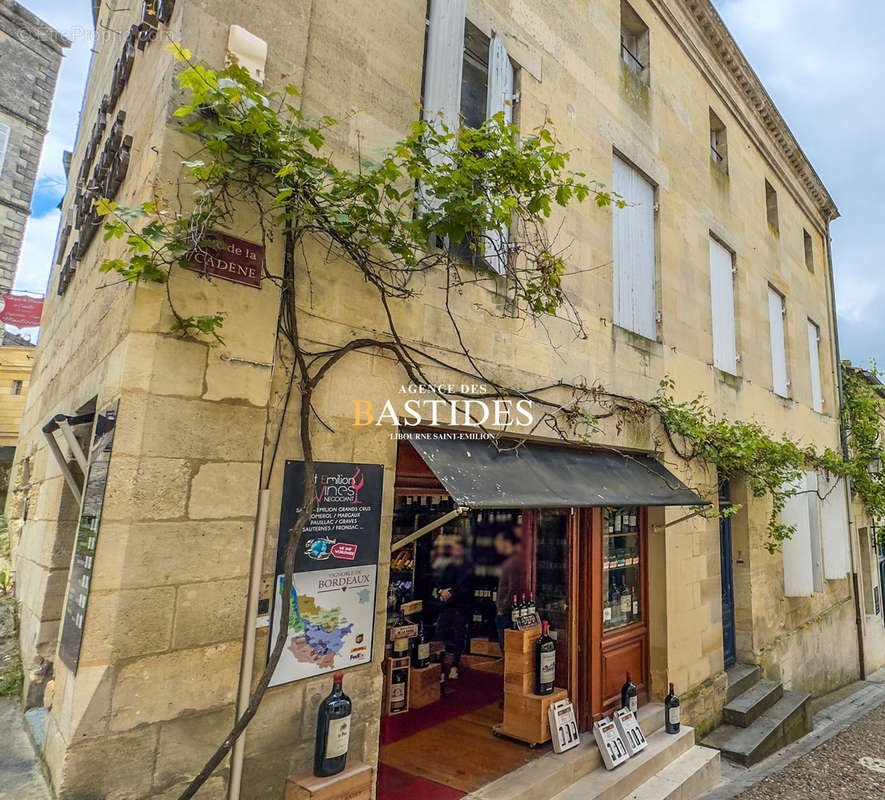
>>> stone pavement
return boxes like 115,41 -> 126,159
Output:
702,668 -> 885,800
0,698 -> 50,800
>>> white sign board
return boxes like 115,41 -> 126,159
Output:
548,698 -> 580,753
593,717 -> 629,770
614,707 -> 648,756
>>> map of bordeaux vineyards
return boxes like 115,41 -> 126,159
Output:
269,461 -> 383,686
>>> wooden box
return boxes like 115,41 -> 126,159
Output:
504,669 -> 534,695
382,656 -> 410,716
496,688 -> 568,746
408,663 -> 441,709
470,637 -> 503,657
285,762 -> 373,800
504,626 -> 541,654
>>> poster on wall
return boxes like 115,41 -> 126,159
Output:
268,460 -> 383,686
58,400 -> 120,673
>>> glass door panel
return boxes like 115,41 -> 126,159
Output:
536,509 -> 570,690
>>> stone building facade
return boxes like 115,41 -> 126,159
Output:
5,1 -> 866,798
0,0 -> 68,292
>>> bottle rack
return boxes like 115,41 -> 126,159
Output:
603,506 -> 642,632
467,509 -> 518,645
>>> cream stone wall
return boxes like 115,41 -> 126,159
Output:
5,1 -> 857,798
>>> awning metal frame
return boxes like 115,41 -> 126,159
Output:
391,506 -> 469,552
42,411 -> 95,506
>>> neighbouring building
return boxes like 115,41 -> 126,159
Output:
843,362 -> 885,675
0,0 -> 68,293
0,329 -> 34,506
5,2 -> 867,799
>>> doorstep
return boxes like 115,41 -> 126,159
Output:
466,704 -> 665,800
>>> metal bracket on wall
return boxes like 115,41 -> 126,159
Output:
41,411 -> 95,506
651,508 -> 706,532
390,506 -> 469,552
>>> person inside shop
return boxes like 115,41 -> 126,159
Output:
433,535 -> 473,681
494,525 -> 524,650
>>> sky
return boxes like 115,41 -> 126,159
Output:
9,1 -> 885,368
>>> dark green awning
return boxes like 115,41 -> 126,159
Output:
404,434 -> 703,508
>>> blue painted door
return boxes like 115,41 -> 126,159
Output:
720,482 -> 737,668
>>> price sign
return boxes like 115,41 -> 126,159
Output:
593,717 -> 629,770
614,708 -> 647,756
548,698 -> 580,753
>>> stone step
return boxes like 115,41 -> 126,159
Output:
701,690 -> 811,766
468,704 -> 665,800
725,664 -> 761,702
550,726 -> 696,800
723,680 -> 783,727
623,745 -> 721,800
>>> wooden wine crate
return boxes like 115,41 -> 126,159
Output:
504,669 -> 534,695
504,626 -> 541,654
382,656 -> 410,717
504,650 -> 534,675
496,688 -> 567,746
408,663 -> 441,709
285,762 -> 373,800
470,637 -> 503,657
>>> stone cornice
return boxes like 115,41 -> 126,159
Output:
655,0 -> 839,223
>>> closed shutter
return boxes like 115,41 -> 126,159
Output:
0,123 -> 10,177
820,474 -> 850,579
484,34 -> 514,275
613,156 -> 656,339
709,238 -> 737,374
422,0 -> 466,134
782,476 -> 814,596
768,288 -> 788,397
808,320 -> 823,413
805,471 -> 824,593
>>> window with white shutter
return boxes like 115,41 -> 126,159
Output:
0,123 -> 11,178
820,474 -> 850,580
613,156 -> 656,339
782,475 -> 814,597
422,0 -> 466,135
709,237 -> 737,374
768,287 -> 789,397
807,319 -> 823,413
805,470 -> 825,593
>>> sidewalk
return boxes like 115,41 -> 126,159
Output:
701,667 -> 885,799
0,698 -> 50,800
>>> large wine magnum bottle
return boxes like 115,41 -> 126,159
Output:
664,683 -> 680,734
313,672 -> 352,777
535,620 -> 556,695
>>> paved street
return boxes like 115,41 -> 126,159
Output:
0,699 -> 50,800
734,701 -> 885,800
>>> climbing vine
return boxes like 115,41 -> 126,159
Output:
90,44 -> 885,797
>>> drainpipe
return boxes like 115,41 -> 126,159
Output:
825,218 -> 866,680
229,488 -> 271,800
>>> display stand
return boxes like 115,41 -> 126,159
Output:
493,626 -> 567,747
285,762 -> 373,800
382,655 -> 410,716
408,663 -> 441,708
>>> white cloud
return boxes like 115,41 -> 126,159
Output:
14,210 -> 60,296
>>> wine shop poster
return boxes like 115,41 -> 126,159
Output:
268,460 -> 383,686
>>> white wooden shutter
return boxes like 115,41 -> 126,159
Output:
807,320 -> 823,413
782,475 -> 814,596
820,474 -> 850,579
613,156 -> 656,339
709,238 -> 737,374
768,288 -> 788,397
0,123 -> 10,177
422,0 -> 466,134
484,34 -> 514,275
805,470 -> 824,593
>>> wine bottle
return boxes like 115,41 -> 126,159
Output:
665,683 -> 680,733
392,636 -> 409,659
511,594 -> 520,627
527,591 -> 536,619
390,665 -> 408,713
620,672 -> 638,713
411,623 -> 430,668
535,620 -> 556,695
314,672 -> 352,777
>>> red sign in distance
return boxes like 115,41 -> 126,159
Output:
186,231 -> 264,288
0,293 -> 44,328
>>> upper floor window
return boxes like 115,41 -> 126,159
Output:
768,286 -> 789,397
709,109 -> 728,173
422,0 -> 516,274
0,122 -> 10,178
807,319 -> 823,413
709,237 -> 737,374
620,1 -> 650,85
803,228 -> 814,272
765,180 -> 779,234
11,380 -> 23,396
612,154 -> 656,339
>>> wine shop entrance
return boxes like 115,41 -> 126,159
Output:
375,436 -> 701,798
